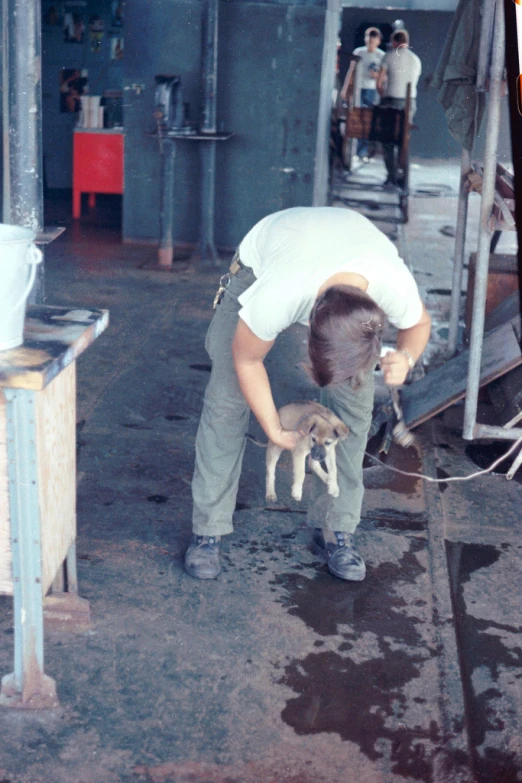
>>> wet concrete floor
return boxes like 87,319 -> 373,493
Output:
0,166 -> 521,782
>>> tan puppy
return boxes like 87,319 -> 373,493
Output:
266,402 -> 349,503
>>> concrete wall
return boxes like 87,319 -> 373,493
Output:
122,0 -> 325,247
41,0 -> 124,189
339,7 -> 512,162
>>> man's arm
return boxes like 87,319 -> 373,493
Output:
232,319 -> 301,450
376,65 -> 387,96
339,61 -> 356,102
380,303 -> 431,386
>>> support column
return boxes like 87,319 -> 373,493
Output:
199,0 -> 219,263
463,0 -> 505,440
6,0 -> 44,303
447,148 -> 471,357
313,0 -> 341,206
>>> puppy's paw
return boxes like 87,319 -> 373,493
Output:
266,492 -> 278,503
328,484 -> 340,498
291,487 -> 303,502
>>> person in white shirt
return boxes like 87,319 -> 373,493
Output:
340,27 -> 384,161
185,207 -> 431,583
376,30 -> 422,185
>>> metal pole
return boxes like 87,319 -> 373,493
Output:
200,0 -> 219,263
474,423 -> 522,441
7,0 -> 44,303
158,140 -> 176,267
447,148 -> 471,357
476,0 -> 496,93
313,0 -> 341,207
2,0 -> 10,223
463,0 -> 505,440
201,0 -> 218,134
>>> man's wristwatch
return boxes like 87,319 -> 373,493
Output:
397,348 -> 415,370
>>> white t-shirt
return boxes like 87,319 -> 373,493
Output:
237,207 -> 423,342
353,46 -> 385,95
381,47 -> 422,99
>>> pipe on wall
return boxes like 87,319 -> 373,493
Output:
200,0 -> 219,262
6,0 -> 44,303
313,0 -> 341,207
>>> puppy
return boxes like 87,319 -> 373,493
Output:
265,402 -> 349,503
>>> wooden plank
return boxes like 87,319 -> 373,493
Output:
0,306 -> 108,391
401,321 -> 522,429
37,362 -> 77,596
0,390 -> 13,595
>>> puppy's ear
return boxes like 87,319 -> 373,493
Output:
333,423 -> 349,441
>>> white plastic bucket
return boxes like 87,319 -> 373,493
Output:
0,224 -> 43,351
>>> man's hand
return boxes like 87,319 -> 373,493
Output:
380,350 -> 410,386
268,426 -> 302,451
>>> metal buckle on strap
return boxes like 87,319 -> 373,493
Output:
229,251 -> 242,275
229,258 -> 242,275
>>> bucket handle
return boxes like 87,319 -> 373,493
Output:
7,244 -> 43,316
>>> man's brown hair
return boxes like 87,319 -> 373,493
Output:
365,27 -> 382,40
391,30 -> 409,46
308,285 -> 385,388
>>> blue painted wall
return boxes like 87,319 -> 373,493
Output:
122,0 -> 325,247
41,0 -> 124,189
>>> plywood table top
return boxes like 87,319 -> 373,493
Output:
0,306 -> 109,391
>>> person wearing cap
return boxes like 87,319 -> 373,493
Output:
377,30 -> 422,185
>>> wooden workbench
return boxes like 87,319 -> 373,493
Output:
0,305 -> 108,708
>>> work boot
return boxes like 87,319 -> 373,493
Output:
312,529 -> 366,581
184,535 -> 221,579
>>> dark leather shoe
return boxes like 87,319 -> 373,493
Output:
184,535 -> 221,579
312,529 -> 366,581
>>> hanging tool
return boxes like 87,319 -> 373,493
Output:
390,387 -> 416,448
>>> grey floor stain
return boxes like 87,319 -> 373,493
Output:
189,363 -> 212,372
363,509 -> 427,533
146,495 -> 169,504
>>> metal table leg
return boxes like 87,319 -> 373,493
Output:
0,389 -> 58,709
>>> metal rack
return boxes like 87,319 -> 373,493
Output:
446,0 -> 522,443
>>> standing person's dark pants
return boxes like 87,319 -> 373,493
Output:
356,88 -> 377,159
380,97 -> 416,185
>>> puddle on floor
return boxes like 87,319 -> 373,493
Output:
274,539 -> 447,780
364,439 -> 423,495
